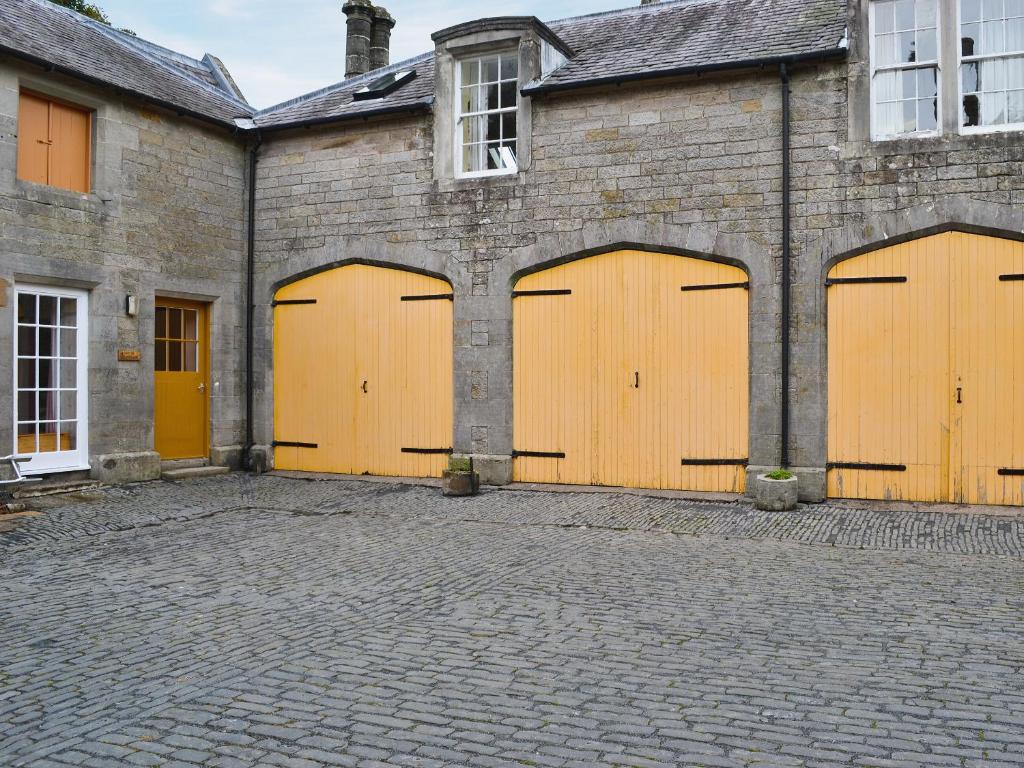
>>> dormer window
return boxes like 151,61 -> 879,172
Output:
456,53 -> 519,176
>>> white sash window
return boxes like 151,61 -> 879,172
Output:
456,52 -> 519,177
959,0 -> 1024,130
13,285 -> 89,473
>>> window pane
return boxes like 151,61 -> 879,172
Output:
60,391 -> 77,420
963,0 -> 982,21
918,0 -> 937,26
983,19 -> 1005,53
18,424 -> 36,457
18,359 -> 35,389
963,22 -> 981,54
484,82 -> 499,111
185,341 -> 198,372
155,340 -> 167,372
39,358 -> 56,389
38,391 -> 56,422
899,30 -> 917,61
18,326 -> 36,357
502,111 -> 517,140
918,97 -> 938,129
918,28 -> 937,60
59,423 -> 77,451
902,68 -> 918,98
1009,0 -> 1024,15
1008,17 -> 1024,49
501,54 -> 518,79
38,326 -> 57,357
483,57 -> 500,83
500,80 -> 517,110
983,0 -> 1004,20
60,327 -> 76,358
963,61 -> 980,92
168,308 -> 182,340
876,1 -> 895,33
1008,89 -> 1024,121
903,98 -> 919,131
461,85 -> 481,114
918,67 -> 938,97
460,59 -> 478,86
462,115 -> 486,145
39,295 -> 57,325
59,297 -> 77,327
169,341 -> 182,371
60,360 -> 76,389
38,424 -> 59,454
155,307 -> 167,339
18,294 -> 36,324
17,391 -> 36,422
184,310 -> 198,341
895,0 -> 915,30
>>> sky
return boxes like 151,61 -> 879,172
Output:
94,0 -> 632,110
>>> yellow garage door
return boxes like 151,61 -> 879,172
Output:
513,249 -> 749,492
273,264 -> 453,478
828,232 -> 1024,505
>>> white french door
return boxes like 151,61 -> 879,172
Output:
13,285 -> 89,473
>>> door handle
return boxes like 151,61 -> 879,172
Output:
956,387 -> 962,404
198,383 -> 206,392
634,371 -> 640,389
361,380 -> 368,394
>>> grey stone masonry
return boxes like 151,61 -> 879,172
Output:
0,58 -> 248,480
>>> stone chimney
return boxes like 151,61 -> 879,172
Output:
369,7 -> 395,72
343,0 -> 395,78
343,0 -> 373,77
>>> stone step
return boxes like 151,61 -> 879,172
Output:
161,466 -> 230,481
15,479 -> 104,499
160,458 -> 209,471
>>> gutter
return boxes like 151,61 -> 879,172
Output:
779,63 -> 792,470
522,47 -> 848,96
0,44 -> 249,131
242,131 -> 263,471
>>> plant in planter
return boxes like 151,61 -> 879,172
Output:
754,469 -> 799,511
442,455 -> 480,497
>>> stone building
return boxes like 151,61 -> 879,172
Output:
1,0 -> 1022,506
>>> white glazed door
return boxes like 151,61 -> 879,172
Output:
14,286 -> 89,473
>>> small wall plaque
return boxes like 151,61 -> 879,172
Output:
118,349 -> 142,362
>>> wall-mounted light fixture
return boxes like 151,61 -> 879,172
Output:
125,295 -> 138,317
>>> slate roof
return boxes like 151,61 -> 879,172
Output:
0,0 -> 253,126
534,0 -> 849,93
254,54 -> 435,130
255,0 -> 847,130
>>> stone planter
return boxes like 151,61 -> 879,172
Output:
442,470 -> 479,497
442,456 -> 480,497
754,474 -> 799,512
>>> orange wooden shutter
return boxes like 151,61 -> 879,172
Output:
17,92 -> 50,186
49,100 -> 91,193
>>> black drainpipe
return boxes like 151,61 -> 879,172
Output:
779,62 -> 792,470
243,132 -> 263,471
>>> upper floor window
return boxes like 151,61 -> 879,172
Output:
871,0 -> 941,138
456,53 -> 518,177
960,0 -> 1024,130
16,91 -> 92,194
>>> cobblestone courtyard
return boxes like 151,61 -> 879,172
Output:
2,475 -> 1023,767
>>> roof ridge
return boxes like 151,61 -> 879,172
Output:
24,0 -> 252,112
255,51 -> 433,117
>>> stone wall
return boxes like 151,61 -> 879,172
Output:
0,59 -> 248,481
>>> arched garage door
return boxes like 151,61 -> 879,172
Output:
273,264 -> 453,478
827,232 -> 1024,505
513,249 -> 749,492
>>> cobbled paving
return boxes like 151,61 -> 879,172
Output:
1,474 -> 1022,767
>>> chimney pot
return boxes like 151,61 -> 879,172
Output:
369,7 -> 395,72
342,0 -> 374,78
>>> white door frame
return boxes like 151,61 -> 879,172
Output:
12,284 -> 90,474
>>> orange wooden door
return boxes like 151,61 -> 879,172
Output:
17,91 -> 91,193
513,250 -> 749,492
154,299 -> 209,459
827,232 -> 1024,505
273,265 -> 454,478
16,92 -> 50,186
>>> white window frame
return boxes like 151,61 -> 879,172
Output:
454,51 -> 519,179
13,285 -> 89,474
956,0 -> 1024,134
870,0 -> 944,140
